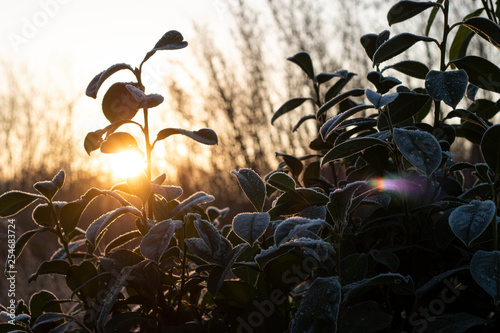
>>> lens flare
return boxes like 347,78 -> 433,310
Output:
369,177 -> 409,192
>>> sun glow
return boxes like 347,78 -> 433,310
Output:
109,150 -> 146,179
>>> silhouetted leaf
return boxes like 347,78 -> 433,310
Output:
382,60 -> 430,79
86,206 -> 142,248
291,277 -> 341,333
127,173 -> 151,203
373,33 -> 436,66
276,152 -> 304,178
393,128 -> 442,175
28,260 -> 70,283
155,128 -> 218,145
29,290 -> 62,322
320,105 -> 375,141
327,182 -> 367,226
450,9 -> 484,65
84,130 -> 104,155
293,114 -> 316,132
33,202 -> 64,227
343,273 -> 414,302
451,56 -> 500,93
387,1 -> 440,26
360,30 -> 390,61
232,213 -> 270,246
322,138 -> 391,166
325,72 -> 358,102
316,70 -> 348,84
377,92 -> 431,129
341,253 -> 368,285
317,88 -> 365,118
0,191 -> 43,217
140,220 -> 176,262
266,172 -> 296,192
366,71 -> 401,93
66,261 -> 99,301
444,109 -> 489,130
100,132 -> 140,154
470,250 -> 500,304
370,250 -> 399,272
459,17 -> 500,48
470,99 -> 500,119
425,0 -> 444,36
102,82 -> 140,123
272,98 -> 313,125
274,217 -> 327,246
269,189 -> 329,218
425,70 -> 468,109
231,169 -> 266,212
415,266 -> 469,295
287,51 -> 315,81
365,89 -> 399,108
86,63 -> 134,99
207,243 -> 247,295
126,84 -> 164,109
143,30 -> 188,63
60,199 -> 87,235
104,230 -> 142,256
481,124 -> 500,175
151,184 -> 183,202
32,313 -> 73,330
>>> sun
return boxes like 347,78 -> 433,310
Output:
109,150 -> 146,179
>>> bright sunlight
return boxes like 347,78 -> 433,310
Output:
109,150 -> 146,179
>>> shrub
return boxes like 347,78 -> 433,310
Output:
1,0 -> 500,332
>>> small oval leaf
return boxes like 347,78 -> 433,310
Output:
448,200 -> 496,246
140,220 -> 176,262
231,169 -> 266,212
232,212 -> 270,246
86,63 -> 134,99
373,33 -> 436,66
393,128 -> 442,175
425,70 -> 468,109
365,89 -> 399,108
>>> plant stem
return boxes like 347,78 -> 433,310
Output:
435,0 -> 450,127
178,218 -> 188,315
49,200 -> 73,265
143,108 -> 154,219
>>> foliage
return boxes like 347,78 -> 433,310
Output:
1,0 -> 500,332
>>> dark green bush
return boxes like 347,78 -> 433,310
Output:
2,1 -> 500,332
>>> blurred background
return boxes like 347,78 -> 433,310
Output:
0,0 -> 498,304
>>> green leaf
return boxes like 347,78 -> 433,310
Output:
287,51 -> 315,81
0,191 -> 42,217
271,97 -> 313,125
86,63 -> 134,99
316,88 -> 365,119
231,169 -> 266,212
155,127 -> 218,145
28,260 -> 71,283
290,277 -> 341,333
373,33 -> 436,66
425,70 -> 468,109
266,172 -> 296,192
387,1 -> 440,26
470,250 -> 500,304
458,17 -> 500,49
393,128 -> 442,175
451,56 -> 500,93
449,200 -> 496,246
422,313 -> 487,333
232,213 -> 270,246
100,132 -> 140,154
365,89 -> 399,108
449,9 -> 484,65
481,124 -> 500,175
102,82 -> 141,123
425,0 -> 444,36
339,302 -> 392,333
29,290 -> 62,322
322,138 -> 391,166
140,220 -> 176,262
382,60 -> 430,79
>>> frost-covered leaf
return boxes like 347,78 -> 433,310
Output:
291,277 -> 341,333
86,63 -> 134,99
425,70 -> 468,109
393,128 -> 442,175
266,172 -> 296,192
322,137 -> 391,166
316,88 -> 365,119
366,72 -> 401,94
366,89 -> 399,108
151,184 -> 183,202
126,84 -> 164,109
481,124 -> 500,175
448,200 -> 496,246
0,190 -> 43,217
143,30 -> 188,63
170,192 -> 214,218
231,169 -> 266,212
274,217 -> 327,246
207,243 -> 247,295
232,212 -> 270,246
140,220 -> 176,262
470,250 -> 500,304
271,97 -> 313,124
155,128 -> 218,145
343,273 -> 414,302
382,60 -> 430,79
